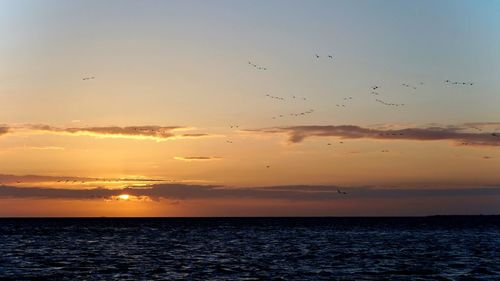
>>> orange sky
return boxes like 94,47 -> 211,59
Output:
1,1 -> 500,216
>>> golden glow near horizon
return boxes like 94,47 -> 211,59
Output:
118,194 -> 130,201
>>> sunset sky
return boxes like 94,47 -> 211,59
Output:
1,0 -> 500,216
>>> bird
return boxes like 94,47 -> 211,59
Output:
315,54 -> 320,59
248,61 -> 267,70
337,188 -> 348,195
445,80 -> 474,86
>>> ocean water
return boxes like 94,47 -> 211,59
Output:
0,217 -> 499,281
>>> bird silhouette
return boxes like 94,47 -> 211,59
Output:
337,188 -> 348,195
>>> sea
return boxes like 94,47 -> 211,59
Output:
0,216 -> 499,280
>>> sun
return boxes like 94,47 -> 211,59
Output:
118,194 -> 130,200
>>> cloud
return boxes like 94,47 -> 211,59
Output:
1,183 -> 499,202
246,124 -> 500,146
0,126 -> 9,136
22,146 -> 65,150
0,174 -> 164,185
463,122 -> 500,129
0,124 -> 212,142
173,156 -> 223,161
181,133 -> 211,138
0,185 -> 116,199
29,125 -> 180,140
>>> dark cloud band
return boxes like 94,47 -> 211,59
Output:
1,184 -> 499,201
247,124 -> 500,146
0,124 -> 211,141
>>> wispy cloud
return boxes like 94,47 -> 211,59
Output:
1,124 -> 212,142
1,183 -> 499,202
181,133 -> 211,138
0,174 -> 164,185
246,124 -> 500,146
22,146 -> 65,151
173,156 -> 223,161
29,125 -> 181,140
463,122 -> 500,129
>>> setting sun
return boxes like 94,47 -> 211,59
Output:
118,194 -> 130,200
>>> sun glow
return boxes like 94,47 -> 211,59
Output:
118,194 -> 130,200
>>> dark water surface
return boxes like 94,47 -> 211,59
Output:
0,216 -> 499,280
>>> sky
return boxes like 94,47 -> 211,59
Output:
1,0 -> 500,216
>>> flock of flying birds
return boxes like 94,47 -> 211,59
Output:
401,82 -> 424,90
5,178 -> 136,185
248,61 -> 268,71
75,53 -> 495,196
265,94 -> 308,101
2,48 -> 492,199
444,80 -> 474,86
241,53 -> 493,181
335,96 -> 353,108
272,109 -> 315,119
315,54 -> 335,60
